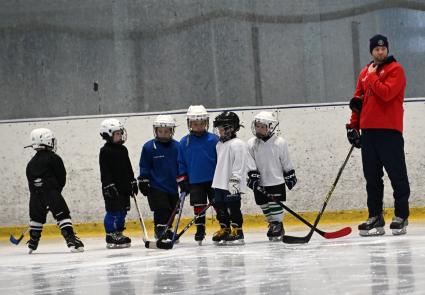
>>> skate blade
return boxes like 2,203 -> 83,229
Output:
218,240 -> 245,246
213,240 -> 227,246
70,247 -> 85,253
28,249 -> 35,254
391,228 -> 407,236
197,239 -> 204,246
268,236 -> 283,242
359,228 -> 385,237
106,243 -> 131,249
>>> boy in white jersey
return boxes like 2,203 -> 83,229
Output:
247,111 -> 297,241
211,111 -> 250,245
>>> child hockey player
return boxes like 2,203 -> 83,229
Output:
99,118 -> 138,249
211,111 -> 251,245
138,115 -> 180,241
247,111 -> 297,241
26,128 -> 84,253
177,105 -> 219,245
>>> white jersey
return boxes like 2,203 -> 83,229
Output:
247,135 -> 295,187
212,138 -> 252,193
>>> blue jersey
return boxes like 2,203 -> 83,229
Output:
139,139 -> 179,195
178,132 -> 219,184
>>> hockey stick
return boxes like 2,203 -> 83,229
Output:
150,203 -> 213,250
10,227 -> 30,245
257,187 -> 351,239
132,194 -> 149,243
282,145 -> 355,244
145,192 -> 186,249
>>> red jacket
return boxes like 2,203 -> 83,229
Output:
348,56 -> 406,133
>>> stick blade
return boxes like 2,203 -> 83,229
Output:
144,240 -> 173,250
282,231 -> 314,244
323,227 -> 352,239
9,234 -> 23,245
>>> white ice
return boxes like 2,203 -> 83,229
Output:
1,223 -> 425,295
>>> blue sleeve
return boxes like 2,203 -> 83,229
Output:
177,138 -> 188,176
139,143 -> 152,178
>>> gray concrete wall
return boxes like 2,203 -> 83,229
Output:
1,0 -> 425,120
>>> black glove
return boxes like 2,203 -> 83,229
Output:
131,179 -> 138,196
103,183 -> 119,199
176,175 -> 190,194
346,124 -> 361,148
247,170 -> 262,192
137,176 -> 150,196
284,170 -> 297,190
349,96 -> 363,113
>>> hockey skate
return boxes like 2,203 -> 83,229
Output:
225,227 -> 245,245
27,230 -> 41,254
267,221 -> 284,241
194,224 -> 206,245
212,227 -> 230,245
106,232 -> 131,249
166,229 -> 179,244
390,217 -> 408,236
61,228 -> 84,252
358,215 -> 385,237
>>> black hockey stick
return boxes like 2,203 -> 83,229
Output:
149,203 -> 213,250
282,145 -> 355,244
10,227 -> 30,245
144,192 -> 186,249
257,187 -> 351,239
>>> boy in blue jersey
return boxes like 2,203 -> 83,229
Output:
177,105 -> 219,245
138,115 -> 180,240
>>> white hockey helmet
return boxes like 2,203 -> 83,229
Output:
252,111 -> 279,138
153,115 -> 176,142
29,128 -> 57,152
100,118 -> 127,143
186,105 -> 209,132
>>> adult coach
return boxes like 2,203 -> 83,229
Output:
346,34 -> 410,236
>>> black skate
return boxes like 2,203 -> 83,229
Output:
61,228 -> 84,252
358,215 -> 385,237
27,230 -> 41,254
390,217 -> 408,236
194,224 -> 206,245
166,229 -> 179,244
267,222 -> 284,241
106,232 -> 131,249
225,227 -> 245,245
212,228 -> 230,245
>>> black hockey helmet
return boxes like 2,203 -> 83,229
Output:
213,111 -> 241,142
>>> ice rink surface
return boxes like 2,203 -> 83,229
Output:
1,223 -> 425,295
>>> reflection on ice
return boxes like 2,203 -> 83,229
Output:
1,225 -> 425,295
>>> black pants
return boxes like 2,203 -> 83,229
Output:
361,129 -> 410,219
147,187 -> 179,226
29,190 -> 71,224
213,188 -> 243,228
189,182 -> 215,226
253,183 -> 286,205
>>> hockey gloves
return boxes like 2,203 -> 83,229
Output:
137,176 -> 150,197
349,96 -> 363,113
103,183 -> 119,199
284,170 -> 297,190
346,124 -> 361,148
247,170 -> 262,192
131,179 -> 138,196
228,176 -> 240,195
176,175 -> 190,194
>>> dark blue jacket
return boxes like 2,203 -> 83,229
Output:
139,139 -> 179,194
